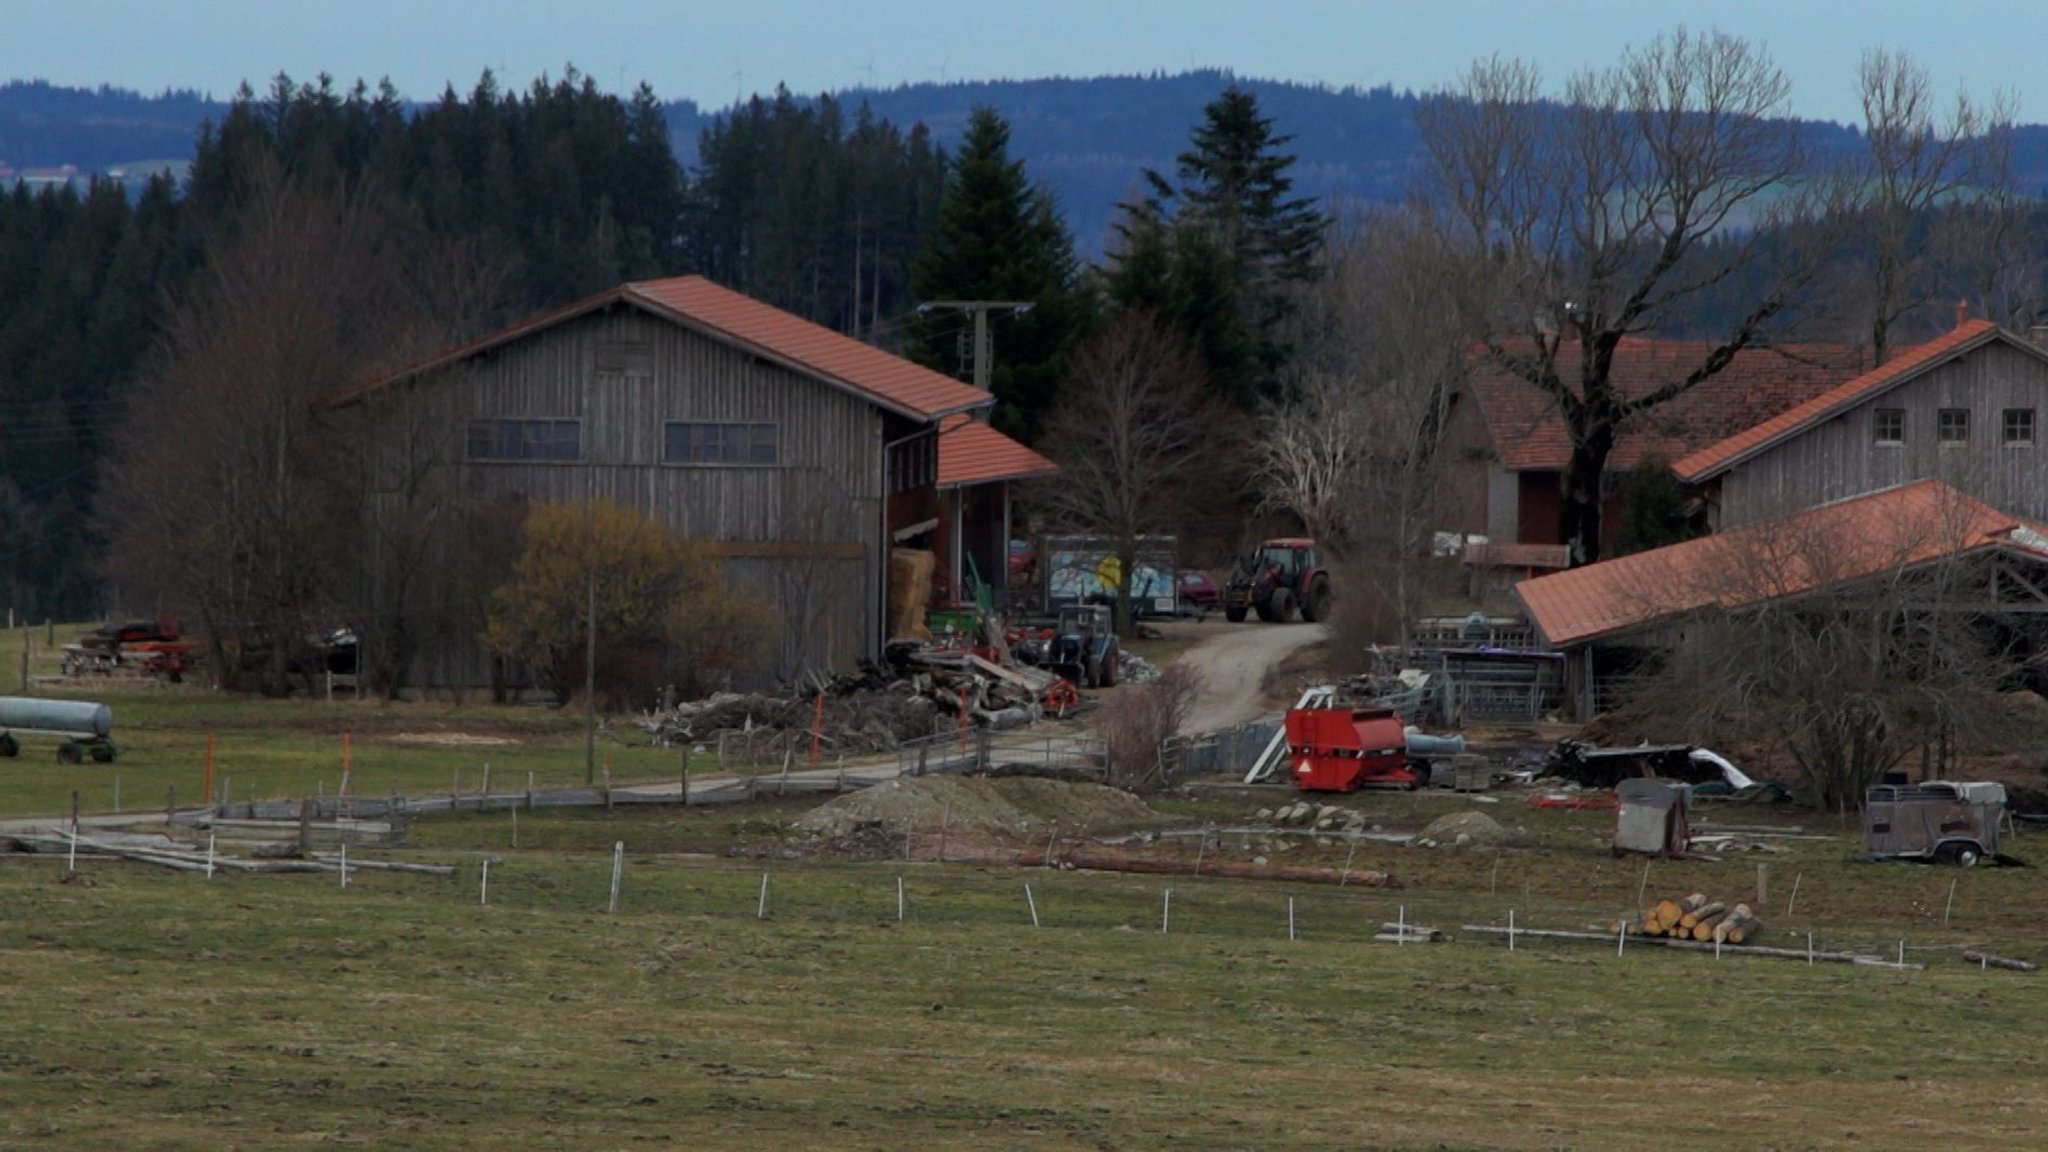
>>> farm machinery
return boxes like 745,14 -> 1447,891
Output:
0,697 -> 116,763
61,618 -> 199,683
1243,687 -> 1469,792
1223,538 -> 1330,623
1009,604 -> 1121,689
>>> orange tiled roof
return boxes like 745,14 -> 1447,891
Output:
937,414 -> 1058,488
1469,340 -> 1862,473
318,275 -> 993,423
1672,320 -> 2002,482
1514,479 -> 2048,647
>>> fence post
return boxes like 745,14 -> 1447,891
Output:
608,841 -> 624,913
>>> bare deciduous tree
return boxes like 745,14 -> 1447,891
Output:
1418,28 -> 1822,565
1261,209 -> 1473,651
1853,49 -> 2013,363
1036,312 -> 1214,635
106,164 -> 511,695
106,168 -> 410,693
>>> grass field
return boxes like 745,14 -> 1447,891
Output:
0,630 -> 765,817
5,642 -> 2048,1147
4,850 -> 2046,1150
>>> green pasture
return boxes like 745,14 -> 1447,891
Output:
3,629 -> 2048,1147
2,849 -> 2045,1150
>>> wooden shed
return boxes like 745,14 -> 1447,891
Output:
317,275 -> 991,689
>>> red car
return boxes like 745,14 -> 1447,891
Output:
1177,569 -> 1220,615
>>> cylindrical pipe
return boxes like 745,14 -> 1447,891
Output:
0,697 -> 111,738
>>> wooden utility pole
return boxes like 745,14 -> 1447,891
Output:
914,300 -> 1033,392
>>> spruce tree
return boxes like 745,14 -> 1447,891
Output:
1115,85 -> 1325,407
908,107 -> 1090,441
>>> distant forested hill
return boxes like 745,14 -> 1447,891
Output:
10,70 -> 2048,253
0,80 -> 225,169
734,71 -> 1428,249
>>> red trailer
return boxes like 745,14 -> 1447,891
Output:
1284,705 -> 1419,792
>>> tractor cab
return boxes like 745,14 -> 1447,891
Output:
1255,540 -> 1318,585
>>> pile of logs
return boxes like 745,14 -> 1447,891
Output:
1621,892 -> 1764,944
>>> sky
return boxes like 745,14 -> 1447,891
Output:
3,0 -> 2036,126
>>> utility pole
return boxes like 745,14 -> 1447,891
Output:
582,476 -> 598,786
916,300 -> 1033,393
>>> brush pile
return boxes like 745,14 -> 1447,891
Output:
636,652 -> 1063,755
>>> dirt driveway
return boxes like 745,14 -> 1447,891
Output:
1153,618 -> 1327,734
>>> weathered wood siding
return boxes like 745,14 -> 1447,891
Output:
1720,342 -> 2048,528
1432,389 -> 1501,539
357,303 -> 887,688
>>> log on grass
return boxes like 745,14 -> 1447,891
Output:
1962,951 -> 2038,972
1679,901 -> 1726,930
307,853 -> 456,876
1690,909 -> 1733,941
1714,905 -> 1759,945
1057,849 -> 1398,888
1460,923 -> 1923,969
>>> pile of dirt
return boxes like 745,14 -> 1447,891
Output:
794,775 -> 1162,841
1417,810 -> 1514,849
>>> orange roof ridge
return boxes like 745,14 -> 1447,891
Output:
1515,478 -> 2031,647
320,274 -> 993,423
1672,320 -> 2002,482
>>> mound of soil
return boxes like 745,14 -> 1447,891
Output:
795,776 -> 1162,841
1419,810 -> 1513,848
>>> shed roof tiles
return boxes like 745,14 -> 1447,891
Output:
937,414 -> 1058,488
1515,479 -> 2048,647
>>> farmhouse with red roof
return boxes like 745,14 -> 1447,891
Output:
1436,338 -> 1862,553
321,275 -> 1001,686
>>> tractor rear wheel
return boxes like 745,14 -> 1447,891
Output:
1300,576 -> 1330,623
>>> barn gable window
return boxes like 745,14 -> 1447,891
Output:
664,421 -> 777,465
2004,408 -> 2036,446
1873,408 -> 1904,446
1938,408 -> 1970,444
466,419 -> 581,461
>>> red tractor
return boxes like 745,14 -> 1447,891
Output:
1223,538 -> 1330,623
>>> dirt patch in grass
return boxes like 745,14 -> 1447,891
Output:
794,776 -> 1167,841
388,731 -> 521,747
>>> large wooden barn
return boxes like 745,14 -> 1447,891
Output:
1674,318 -> 2048,530
318,275 -> 994,689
